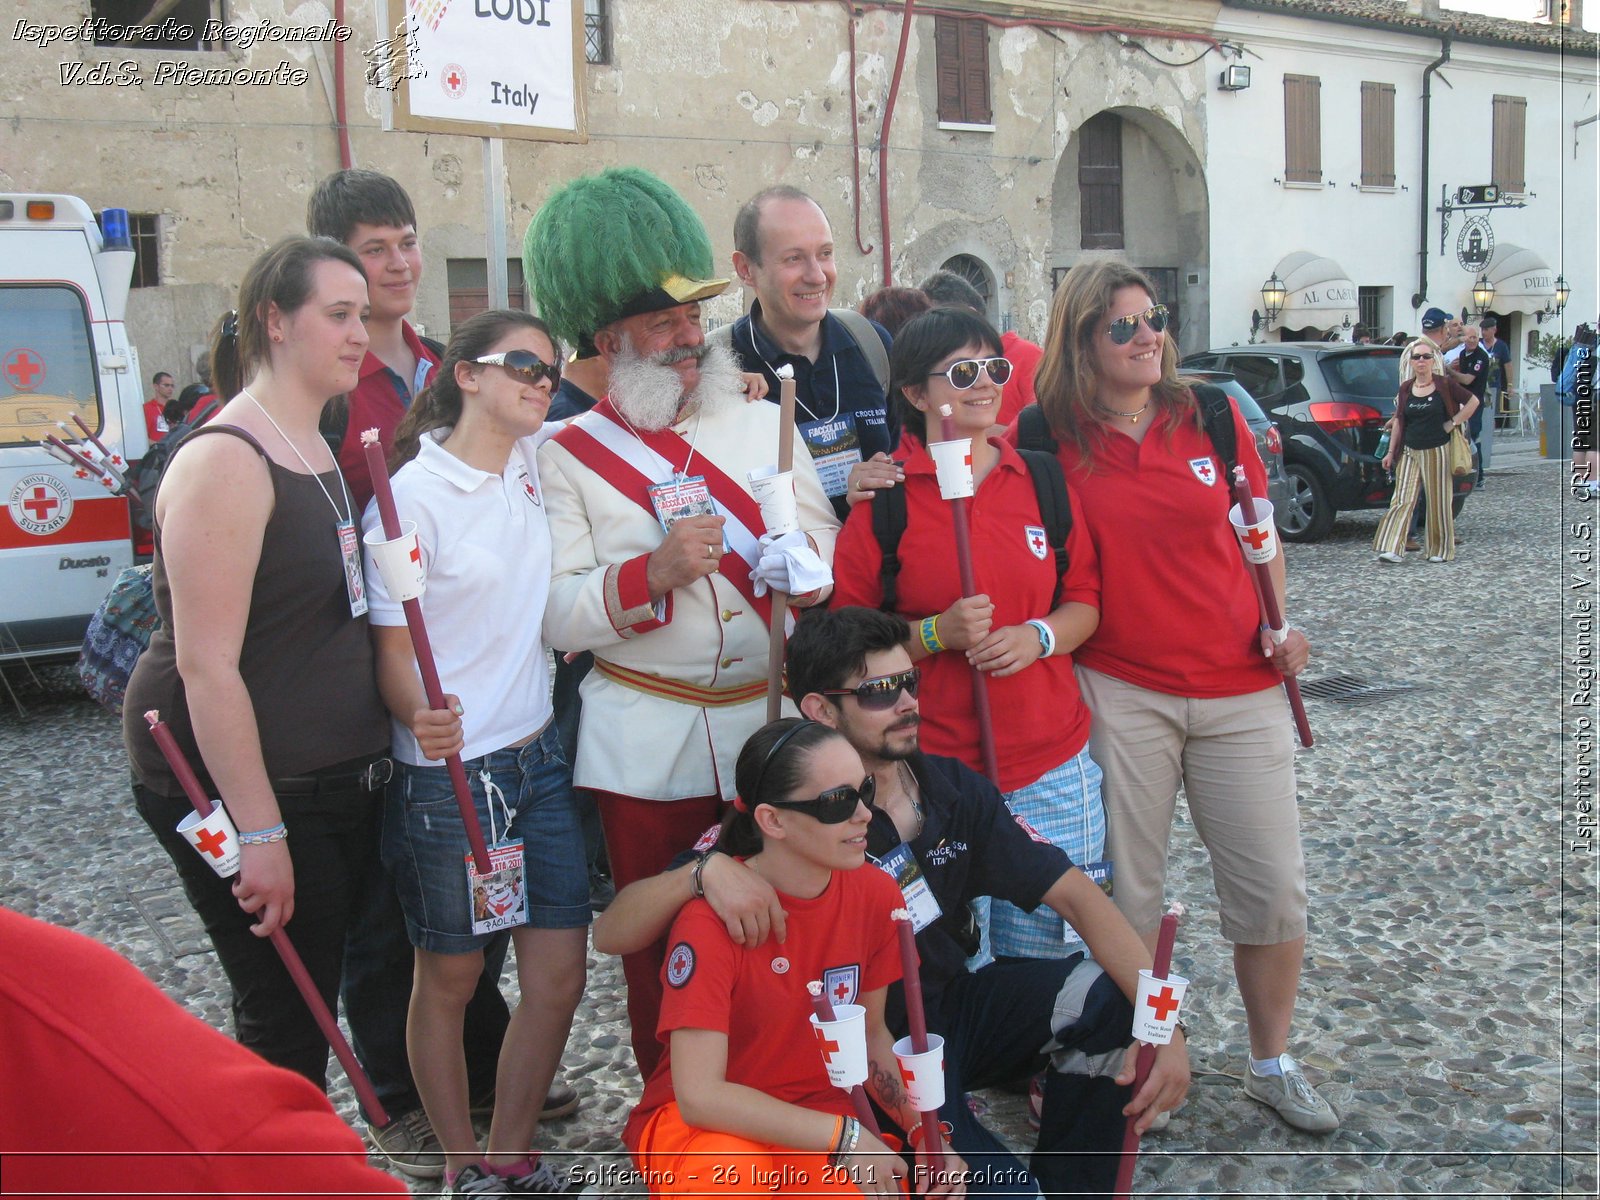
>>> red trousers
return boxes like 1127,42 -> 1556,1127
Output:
587,788 -> 725,1078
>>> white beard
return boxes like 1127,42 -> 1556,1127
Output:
610,334 -> 743,432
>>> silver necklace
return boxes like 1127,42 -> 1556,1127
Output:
242,389 -> 352,523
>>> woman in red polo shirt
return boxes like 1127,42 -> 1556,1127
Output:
832,307 -> 1105,964
1025,259 -> 1336,1134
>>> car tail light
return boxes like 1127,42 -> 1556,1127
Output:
1307,401 -> 1383,432
1265,425 -> 1282,455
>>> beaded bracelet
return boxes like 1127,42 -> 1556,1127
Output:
1026,618 -> 1056,659
918,615 -> 945,656
238,821 -> 288,845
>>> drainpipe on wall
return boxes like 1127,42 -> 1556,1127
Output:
1414,36 -> 1450,312
333,0 -> 353,170
877,0 -> 917,287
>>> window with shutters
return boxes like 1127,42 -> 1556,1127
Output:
1283,74 -> 1322,184
1079,112 -> 1124,250
1360,82 -> 1395,188
935,16 -> 992,128
446,259 -> 529,331
1491,95 -> 1527,194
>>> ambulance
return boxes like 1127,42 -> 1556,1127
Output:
0,194 -> 147,663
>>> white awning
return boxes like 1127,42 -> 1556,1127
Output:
1269,251 -> 1358,330
1481,243 -> 1556,315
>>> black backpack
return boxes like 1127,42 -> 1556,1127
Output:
1014,383 -> 1240,487
130,395 -> 222,533
872,445 -> 1073,611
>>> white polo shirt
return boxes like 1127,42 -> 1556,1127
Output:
363,428 -> 555,765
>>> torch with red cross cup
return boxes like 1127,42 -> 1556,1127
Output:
1113,902 -> 1185,1199
807,980 -> 882,1136
1226,466 -> 1313,748
143,710 -> 390,1127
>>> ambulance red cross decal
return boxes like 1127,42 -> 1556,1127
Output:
3,348 -> 45,392
9,474 -> 73,536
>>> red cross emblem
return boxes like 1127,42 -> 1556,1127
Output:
194,827 -> 229,859
441,62 -> 466,98
1145,985 -> 1179,1022
900,1063 -> 918,1087
409,543 -> 422,566
1189,457 -> 1217,486
1241,525 -> 1272,551
22,487 -> 58,522
812,1025 -> 840,1065
3,348 -> 44,391
832,978 -> 851,1004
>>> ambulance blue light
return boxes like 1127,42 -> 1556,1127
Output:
100,208 -> 133,250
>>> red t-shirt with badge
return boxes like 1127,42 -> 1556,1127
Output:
1034,395 -> 1281,698
338,320 -> 440,512
622,865 -> 904,1151
831,435 -> 1101,793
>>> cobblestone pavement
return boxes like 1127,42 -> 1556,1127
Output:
2,436 -> 1595,1198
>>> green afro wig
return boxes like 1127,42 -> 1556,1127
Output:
523,167 -> 727,350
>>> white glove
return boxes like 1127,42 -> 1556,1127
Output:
750,530 -> 831,598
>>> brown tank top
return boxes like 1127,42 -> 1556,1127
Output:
123,425 -> 389,796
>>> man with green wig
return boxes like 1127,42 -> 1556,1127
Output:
530,168 -> 841,1076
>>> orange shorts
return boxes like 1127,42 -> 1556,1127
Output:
630,1102 -> 907,1197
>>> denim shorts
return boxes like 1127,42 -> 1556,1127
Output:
382,723 -> 591,954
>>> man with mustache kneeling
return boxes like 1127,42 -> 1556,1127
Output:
529,169 -> 841,1078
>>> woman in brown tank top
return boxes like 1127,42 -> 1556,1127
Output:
123,237 -> 390,1090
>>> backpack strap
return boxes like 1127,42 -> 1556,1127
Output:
1016,448 -> 1072,607
1016,402 -> 1058,455
870,482 -> 909,614
1192,383 -> 1238,482
178,423 -> 271,460
830,308 -> 892,396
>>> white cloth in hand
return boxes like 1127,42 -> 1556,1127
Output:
750,530 -> 831,598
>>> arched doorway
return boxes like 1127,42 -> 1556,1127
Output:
1051,107 -> 1210,354
940,253 -> 996,324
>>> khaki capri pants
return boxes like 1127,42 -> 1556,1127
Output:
1076,666 -> 1307,945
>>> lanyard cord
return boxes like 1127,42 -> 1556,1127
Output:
242,390 -> 354,524
616,404 -> 705,495
748,324 -> 842,424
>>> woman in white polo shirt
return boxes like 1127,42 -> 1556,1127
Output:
363,309 -> 587,1196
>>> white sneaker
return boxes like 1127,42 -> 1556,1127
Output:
1429,555 -> 1447,563
1243,1055 -> 1340,1133
1377,551 -> 1404,564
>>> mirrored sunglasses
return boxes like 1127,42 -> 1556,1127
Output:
472,349 -> 562,388
821,667 -> 921,712
770,774 -> 878,824
929,357 -> 1013,390
1106,304 -> 1169,346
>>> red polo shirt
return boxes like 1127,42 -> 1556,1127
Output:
1013,398 -> 1282,698
831,435 -> 1100,793
338,321 -> 439,511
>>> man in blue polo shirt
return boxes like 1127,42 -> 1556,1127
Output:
719,187 -> 903,518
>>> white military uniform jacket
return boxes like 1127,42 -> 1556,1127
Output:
539,396 -> 839,801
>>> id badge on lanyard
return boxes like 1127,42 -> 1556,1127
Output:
871,841 -> 943,932
798,413 -> 862,499
337,519 -> 368,618
464,770 -> 529,936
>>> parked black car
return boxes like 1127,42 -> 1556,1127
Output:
1180,343 -> 1475,542
1182,369 -> 1289,516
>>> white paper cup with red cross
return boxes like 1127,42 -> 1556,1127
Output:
748,464 -> 800,536
809,1003 -> 869,1088
364,520 -> 426,601
1131,969 -> 1190,1045
177,801 -> 241,878
1227,500 -> 1278,564
928,439 -> 975,500
892,1034 -> 947,1111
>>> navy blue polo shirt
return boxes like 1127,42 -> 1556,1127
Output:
868,752 -> 1072,1028
548,377 -> 599,423
728,302 -> 898,517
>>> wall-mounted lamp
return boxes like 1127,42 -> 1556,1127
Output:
1219,64 -> 1251,91
1535,273 -> 1571,324
1471,273 -> 1496,312
1260,272 -> 1286,322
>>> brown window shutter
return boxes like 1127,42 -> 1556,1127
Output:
959,19 -> 991,124
1079,111 -> 1124,249
1284,74 -> 1322,183
935,17 -> 962,123
1492,94 -> 1527,193
1361,82 -> 1395,187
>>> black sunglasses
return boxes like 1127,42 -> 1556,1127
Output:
472,349 -> 562,388
928,357 -> 1013,390
820,667 -> 921,712
1105,304 -> 1169,346
769,775 -> 877,824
